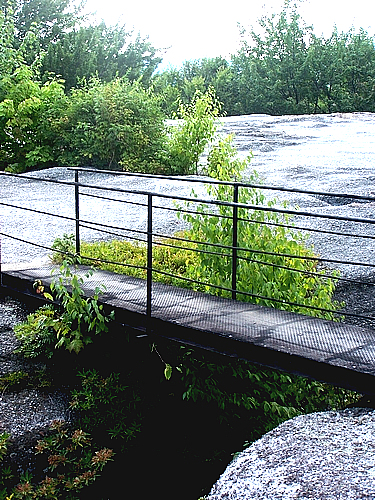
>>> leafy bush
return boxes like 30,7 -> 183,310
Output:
0,421 -> 113,500
56,78 -> 169,172
15,261 -> 114,357
176,346 -> 359,441
51,234 -> 198,289
51,262 -> 115,354
179,134 -> 341,319
0,433 -> 9,463
167,87 -> 222,174
0,65 -> 66,172
51,233 -> 78,265
14,304 -> 57,358
70,369 -> 142,442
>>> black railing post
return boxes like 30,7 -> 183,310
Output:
147,194 -> 153,320
74,170 -> 80,256
232,184 -> 239,300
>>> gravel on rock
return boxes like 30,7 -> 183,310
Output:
0,297 -> 72,469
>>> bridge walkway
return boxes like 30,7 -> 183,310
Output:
2,264 -> 375,396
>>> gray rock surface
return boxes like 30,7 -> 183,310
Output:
0,297 -> 72,469
2,112 -> 375,274
208,408 -> 375,500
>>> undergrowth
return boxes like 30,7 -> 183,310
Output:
0,421 -> 114,500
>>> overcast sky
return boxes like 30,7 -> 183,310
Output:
83,0 -> 375,69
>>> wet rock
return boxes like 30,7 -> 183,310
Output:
208,408 -> 375,500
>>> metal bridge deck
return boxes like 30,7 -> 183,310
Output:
1,265 -> 375,395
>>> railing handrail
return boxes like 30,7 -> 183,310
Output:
2,167 -> 375,326
67,166 -> 375,203
2,171 -> 375,226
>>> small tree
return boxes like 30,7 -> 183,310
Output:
0,66 -> 66,172
181,134 -> 340,319
167,86 -> 222,175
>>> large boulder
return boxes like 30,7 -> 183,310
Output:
208,408 -> 375,499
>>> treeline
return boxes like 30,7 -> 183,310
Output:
1,0 -> 375,172
154,6 -> 375,116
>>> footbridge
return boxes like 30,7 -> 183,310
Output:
1,168 -> 375,395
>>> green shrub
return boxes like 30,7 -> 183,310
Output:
0,371 -> 30,393
176,346 -> 359,441
50,261 -> 115,354
51,234 -> 198,289
180,134 -> 341,319
56,77 -> 169,172
50,233 -> 78,265
14,304 -> 57,359
70,369 -> 142,442
0,65 -> 67,172
15,261 -> 114,357
167,87 -> 222,174
0,433 -> 9,463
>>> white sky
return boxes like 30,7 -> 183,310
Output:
83,0 -> 375,69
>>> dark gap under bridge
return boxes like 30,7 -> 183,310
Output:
1,168 -> 375,395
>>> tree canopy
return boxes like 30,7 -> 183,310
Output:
152,1 -> 375,116
41,24 -> 162,90
0,0 -> 163,91
0,0 -> 81,46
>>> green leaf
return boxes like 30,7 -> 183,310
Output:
164,363 -> 172,380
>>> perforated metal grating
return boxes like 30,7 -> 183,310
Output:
3,266 -> 375,392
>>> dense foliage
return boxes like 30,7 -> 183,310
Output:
0,0 -> 169,173
152,2 -> 375,116
55,78 -> 168,171
179,134 -> 340,318
15,261 -> 114,356
1,0 -> 375,171
41,25 -> 162,91
0,420 -> 114,499
167,87 -> 222,174
0,0 -> 162,89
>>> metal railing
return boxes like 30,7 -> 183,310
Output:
1,167 -> 375,327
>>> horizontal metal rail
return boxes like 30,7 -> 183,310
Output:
2,171 -> 375,225
1,169 -> 375,327
67,167 -> 375,203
